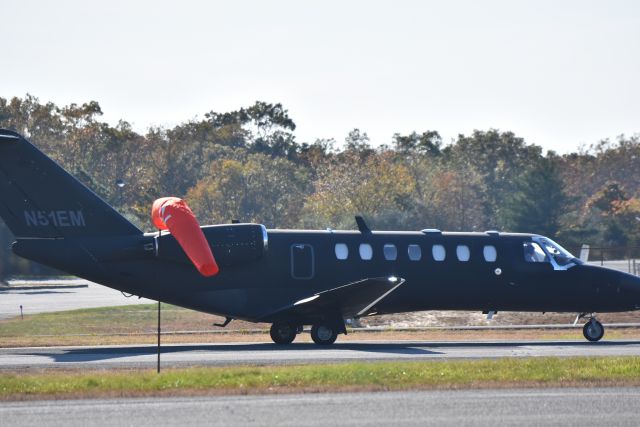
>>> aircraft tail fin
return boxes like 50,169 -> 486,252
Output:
0,129 -> 142,238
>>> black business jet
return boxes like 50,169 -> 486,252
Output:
1,129 -> 639,345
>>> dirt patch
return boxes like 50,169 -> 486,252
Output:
2,326 -> 640,348
358,310 -> 640,328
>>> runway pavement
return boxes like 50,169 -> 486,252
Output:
2,388 -> 640,426
2,340 -> 640,370
0,280 -> 154,320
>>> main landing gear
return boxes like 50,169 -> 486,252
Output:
270,322 -> 299,345
310,323 -> 338,345
576,313 -> 605,342
270,319 -> 346,345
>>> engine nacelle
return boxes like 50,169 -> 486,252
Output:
156,223 -> 267,269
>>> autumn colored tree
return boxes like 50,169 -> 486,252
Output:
301,151 -> 416,229
186,154 -> 310,228
585,183 -> 639,251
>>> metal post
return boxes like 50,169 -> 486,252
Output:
157,228 -> 162,374
157,300 -> 161,373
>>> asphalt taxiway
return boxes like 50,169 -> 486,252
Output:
1,340 -> 640,370
0,281 -> 153,320
2,388 -> 640,426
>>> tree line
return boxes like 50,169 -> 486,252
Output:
1,94 -> 639,278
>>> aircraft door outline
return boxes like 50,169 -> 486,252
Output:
291,243 -> 315,280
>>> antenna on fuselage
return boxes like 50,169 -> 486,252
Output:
355,216 -> 371,234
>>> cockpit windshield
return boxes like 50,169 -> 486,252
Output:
523,241 -> 547,263
535,237 -> 576,266
523,237 -> 578,269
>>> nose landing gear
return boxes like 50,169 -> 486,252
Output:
583,318 -> 605,342
575,313 -> 605,342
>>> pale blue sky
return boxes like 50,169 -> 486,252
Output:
2,0 -> 639,152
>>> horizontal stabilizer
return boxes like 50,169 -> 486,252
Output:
0,133 -> 19,143
260,276 -> 405,321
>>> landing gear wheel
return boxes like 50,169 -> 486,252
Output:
270,322 -> 297,344
311,323 -> 338,345
583,319 -> 604,342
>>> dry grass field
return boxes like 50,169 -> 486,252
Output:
1,303 -> 639,347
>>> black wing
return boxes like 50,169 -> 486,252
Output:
259,276 -> 405,322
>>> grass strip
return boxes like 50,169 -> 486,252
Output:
1,357 -> 639,400
0,304 -> 204,337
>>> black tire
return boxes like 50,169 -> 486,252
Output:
270,322 -> 297,344
583,319 -> 604,342
311,323 -> 338,345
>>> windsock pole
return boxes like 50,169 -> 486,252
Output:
157,229 -> 162,374
157,299 -> 161,373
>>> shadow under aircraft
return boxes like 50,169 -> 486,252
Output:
1,129 -> 639,345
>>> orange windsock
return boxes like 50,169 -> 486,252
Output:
151,197 -> 219,277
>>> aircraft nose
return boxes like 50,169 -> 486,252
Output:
620,274 -> 640,306
621,274 -> 640,288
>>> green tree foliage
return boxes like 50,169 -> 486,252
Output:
444,130 -> 543,229
502,156 -> 567,237
206,101 -> 298,158
393,131 -> 442,156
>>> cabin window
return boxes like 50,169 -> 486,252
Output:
456,245 -> 470,262
359,243 -> 373,260
523,242 -> 547,263
335,243 -> 349,260
432,244 -> 446,261
483,245 -> 497,262
383,244 -> 398,261
408,244 -> 422,261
